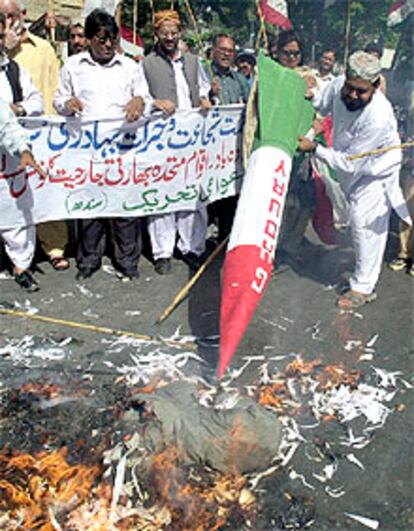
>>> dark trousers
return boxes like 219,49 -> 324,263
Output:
77,217 -> 141,276
216,195 -> 238,242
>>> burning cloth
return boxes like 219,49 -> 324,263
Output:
130,382 -> 282,474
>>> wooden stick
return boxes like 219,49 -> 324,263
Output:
182,0 -> 213,78
256,1 -> 269,53
133,0 -> 138,47
47,0 -> 55,43
0,308 -> 197,351
346,141 -> 414,161
156,236 -> 229,325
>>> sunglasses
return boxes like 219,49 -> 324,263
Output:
281,49 -> 301,58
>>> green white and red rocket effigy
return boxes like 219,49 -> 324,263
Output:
218,53 -> 314,378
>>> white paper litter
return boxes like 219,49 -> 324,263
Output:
344,512 -> 379,529
346,453 -> 365,470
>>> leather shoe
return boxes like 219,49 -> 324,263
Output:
154,258 -> 171,275
14,271 -> 39,292
76,269 -> 95,281
181,252 -> 201,271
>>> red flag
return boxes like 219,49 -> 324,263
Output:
388,0 -> 414,26
259,0 -> 292,30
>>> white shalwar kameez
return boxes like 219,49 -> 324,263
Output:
0,99 -> 35,270
312,75 -> 411,295
147,55 -> 210,260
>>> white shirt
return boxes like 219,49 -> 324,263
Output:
0,55 -> 43,116
312,75 -> 401,196
54,51 -> 153,119
170,52 -> 210,110
0,98 -> 29,155
312,68 -> 336,92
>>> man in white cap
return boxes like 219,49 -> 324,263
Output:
299,51 -> 411,309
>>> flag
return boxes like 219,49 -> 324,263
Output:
120,25 -> 144,59
388,0 -> 414,26
259,0 -> 292,30
218,53 -> 314,378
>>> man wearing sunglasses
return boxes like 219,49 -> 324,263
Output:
54,9 -> 153,282
299,51 -> 411,309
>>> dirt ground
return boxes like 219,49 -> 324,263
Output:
0,222 -> 412,530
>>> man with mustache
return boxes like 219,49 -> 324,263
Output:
299,51 -> 411,309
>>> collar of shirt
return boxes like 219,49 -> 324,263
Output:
211,62 -> 236,78
20,31 -> 38,46
80,51 -> 123,68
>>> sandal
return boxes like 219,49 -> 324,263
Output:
50,257 -> 70,271
389,257 -> 409,272
336,290 -> 377,309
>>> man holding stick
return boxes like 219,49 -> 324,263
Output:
299,51 -> 411,309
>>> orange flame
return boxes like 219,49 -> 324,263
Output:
0,448 -> 101,529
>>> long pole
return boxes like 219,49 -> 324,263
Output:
182,0 -> 214,78
47,0 -> 55,43
347,141 -> 414,161
255,1 -> 269,53
133,0 -> 138,47
0,308 -> 197,351
344,0 -> 352,65
156,236 -> 229,324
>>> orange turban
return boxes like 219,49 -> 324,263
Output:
153,10 -> 181,30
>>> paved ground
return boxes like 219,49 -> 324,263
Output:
0,223 -> 412,530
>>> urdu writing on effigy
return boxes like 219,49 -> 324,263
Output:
0,105 -> 244,230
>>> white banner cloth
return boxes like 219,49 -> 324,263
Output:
0,106 -> 244,229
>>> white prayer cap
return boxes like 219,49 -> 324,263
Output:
347,51 -> 382,84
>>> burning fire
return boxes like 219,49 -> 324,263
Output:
0,448 -> 101,529
148,447 -> 255,530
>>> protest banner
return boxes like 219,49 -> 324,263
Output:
0,106 -> 244,230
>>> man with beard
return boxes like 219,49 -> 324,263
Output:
54,9 -> 152,282
68,20 -> 87,56
143,10 -> 212,274
299,51 -> 411,308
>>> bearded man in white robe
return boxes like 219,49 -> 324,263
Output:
299,51 -> 411,309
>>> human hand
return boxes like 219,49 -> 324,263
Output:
10,103 -> 26,117
124,96 -> 144,122
312,118 -> 324,137
199,97 -> 212,112
20,150 -> 46,179
4,17 -> 23,50
65,97 -> 83,115
210,77 -> 221,96
153,99 -> 176,117
297,136 -> 316,152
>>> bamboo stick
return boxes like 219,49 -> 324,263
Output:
132,0 -> 138,48
0,308 -> 197,351
156,236 -> 229,325
47,0 -> 55,43
182,0 -> 213,79
346,141 -> 414,161
255,1 -> 269,53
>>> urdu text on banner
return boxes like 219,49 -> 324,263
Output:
0,105 -> 244,229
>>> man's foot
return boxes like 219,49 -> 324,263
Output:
181,252 -> 202,271
337,290 -> 377,309
76,269 -> 95,281
117,271 -> 140,283
50,257 -> 70,271
14,271 -> 39,292
389,256 -> 410,272
408,263 -> 414,278
154,258 -> 172,275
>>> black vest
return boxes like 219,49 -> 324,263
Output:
143,50 -> 200,108
3,59 -> 23,103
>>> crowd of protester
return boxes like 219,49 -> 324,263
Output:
0,1 -> 412,309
